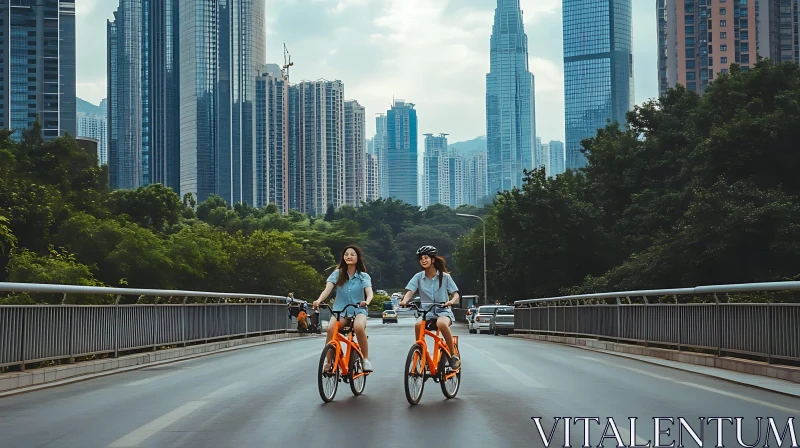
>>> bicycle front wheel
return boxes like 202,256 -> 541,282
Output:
318,344 -> 339,403
404,344 -> 425,405
349,349 -> 367,396
439,342 -> 461,399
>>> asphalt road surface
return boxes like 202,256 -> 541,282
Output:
1,316 -> 798,448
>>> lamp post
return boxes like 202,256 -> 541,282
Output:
456,213 -> 487,305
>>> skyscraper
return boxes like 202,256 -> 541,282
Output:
563,0 -> 633,170
373,113 -> 388,198
178,0 -> 265,205
386,100 -> 418,206
486,0 -> 537,194
256,63 -> 289,212
548,140 -> 565,177
659,0 -> 768,97
0,0 -> 77,142
107,0 -> 180,192
422,133 -> 446,209
287,80 -> 345,216
344,100 -> 366,206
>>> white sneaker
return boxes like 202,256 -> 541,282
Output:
363,358 -> 373,372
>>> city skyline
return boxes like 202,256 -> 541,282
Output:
73,0 -> 659,146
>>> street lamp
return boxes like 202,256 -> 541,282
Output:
456,213 -> 487,305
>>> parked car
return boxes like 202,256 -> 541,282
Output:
473,305 -> 499,334
489,305 -> 515,335
382,309 -> 398,323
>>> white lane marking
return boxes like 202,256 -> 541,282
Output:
583,356 -> 800,413
108,401 -> 206,447
125,373 -> 175,387
580,356 -> 673,380
461,341 -> 545,388
677,382 -> 800,414
201,381 -> 247,400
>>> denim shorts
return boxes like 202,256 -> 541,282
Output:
421,307 -> 454,324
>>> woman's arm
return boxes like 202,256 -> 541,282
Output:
361,286 -> 374,307
313,282 -> 335,308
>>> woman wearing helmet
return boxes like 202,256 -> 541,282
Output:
399,245 -> 461,369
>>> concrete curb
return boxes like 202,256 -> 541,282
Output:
510,333 -> 800,386
0,331 -> 321,397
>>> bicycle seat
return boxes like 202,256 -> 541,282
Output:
425,320 -> 438,331
338,325 -> 353,335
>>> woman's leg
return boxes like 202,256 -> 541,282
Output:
353,313 -> 369,358
437,316 -> 459,368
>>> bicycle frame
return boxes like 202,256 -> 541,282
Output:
324,305 -> 368,381
410,305 -> 459,381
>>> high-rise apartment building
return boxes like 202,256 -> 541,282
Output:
563,0 -> 634,170
534,137 -> 550,174
486,0 -> 537,194
758,0 -> 800,64
386,100 -> 418,206
108,0 -> 180,191
256,63 -> 289,212
178,0 -> 265,205
374,113 -> 388,198
422,133 -> 448,209
658,0 -> 763,97
365,152 -> 379,202
344,100 -> 366,206
287,80 -> 345,216
464,150 -> 489,207
78,112 -> 108,166
0,0 -> 76,142
548,140 -> 565,177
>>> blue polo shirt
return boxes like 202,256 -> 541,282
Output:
405,271 -> 459,308
326,269 -> 372,313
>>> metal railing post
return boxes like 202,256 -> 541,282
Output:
19,308 -> 26,372
767,303 -> 772,364
114,295 -> 121,358
182,297 -> 188,347
616,297 -> 622,343
674,295 -> 681,351
152,299 -> 158,352
714,293 -> 721,357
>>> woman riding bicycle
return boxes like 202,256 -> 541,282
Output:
312,245 -> 374,372
399,245 -> 460,369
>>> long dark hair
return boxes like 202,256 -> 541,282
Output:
336,245 -> 367,286
421,255 -> 449,288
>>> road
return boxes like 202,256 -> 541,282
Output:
1,316 -> 798,448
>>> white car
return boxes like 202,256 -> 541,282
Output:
472,305 -> 499,334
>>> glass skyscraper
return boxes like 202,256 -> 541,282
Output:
563,0 -> 634,171
486,0 -> 537,194
107,0 -> 180,192
0,0 -> 76,142
178,0 -> 265,205
386,100 -> 418,206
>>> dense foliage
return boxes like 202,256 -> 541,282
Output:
0,124 -> 482,303
455,60 -> 800,302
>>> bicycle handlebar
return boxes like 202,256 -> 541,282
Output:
401,302 -> 451,317
317,302 -> 365,318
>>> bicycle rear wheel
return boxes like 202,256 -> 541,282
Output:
404,344 -> 425,405
439,342 -> 461,399
318,344 -> 339,403
349,349 -> 366,395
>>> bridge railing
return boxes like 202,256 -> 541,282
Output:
0,282 -> 301,371
513,281 -> 800,365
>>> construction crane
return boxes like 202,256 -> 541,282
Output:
282,43 -> 293,82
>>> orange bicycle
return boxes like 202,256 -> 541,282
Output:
317,303 -> 371,403
402,302 -> 461,405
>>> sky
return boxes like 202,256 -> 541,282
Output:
76,0 -> 658,146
